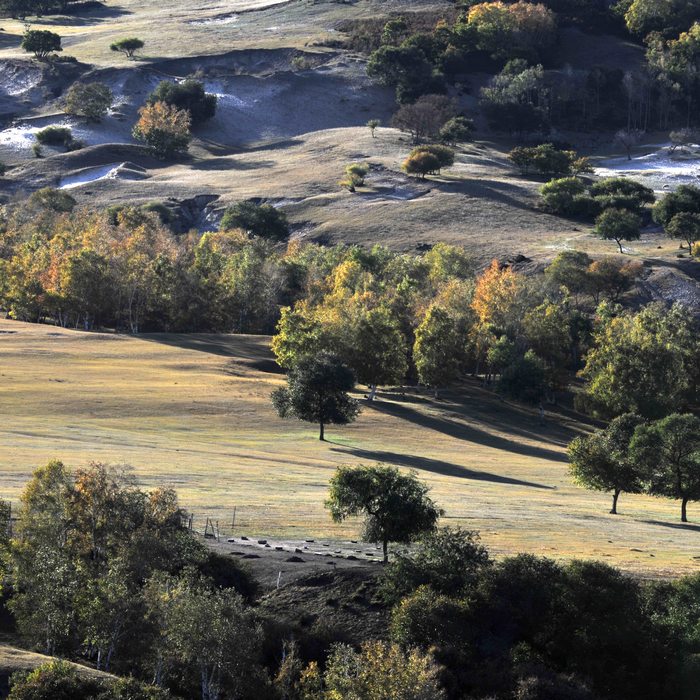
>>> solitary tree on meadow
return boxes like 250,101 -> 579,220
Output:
631,413 -> 700,523
594,207 -> 642,253
326,464 -> 442,562
110,37 -> 144,59
271,351 -> 359,441
568,413 -> 645,514
22,30 -> 61,59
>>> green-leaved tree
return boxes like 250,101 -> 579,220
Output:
326,464 -> 442,562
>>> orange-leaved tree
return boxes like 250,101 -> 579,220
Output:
133,101 -> 191,159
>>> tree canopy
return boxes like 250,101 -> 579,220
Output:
326,464 -> 442,561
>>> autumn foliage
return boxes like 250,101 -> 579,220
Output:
132,101 -> 191,158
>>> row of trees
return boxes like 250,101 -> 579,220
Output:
570,413 -> 700,520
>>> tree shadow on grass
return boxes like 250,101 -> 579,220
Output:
327,444 -> 553,490
365,400 -> 569,464
640,519 -> 700,533
138,332 -> 275,362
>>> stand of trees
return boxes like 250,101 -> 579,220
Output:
6,465 -> 700,699
0,196 -> 697,416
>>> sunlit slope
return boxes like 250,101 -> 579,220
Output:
1,318 -> 699,576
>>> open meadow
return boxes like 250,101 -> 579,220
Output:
2,317 -> 699,577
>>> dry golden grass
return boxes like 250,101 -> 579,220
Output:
0,643 -> 114,679
2,318 -> 699,578
0,0 -> 405,65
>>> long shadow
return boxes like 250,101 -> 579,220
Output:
431,177 -> 540,214
31,5 -> 132,25
138,333 -> 275,362
328,445 -> 553,490
641,519 -> 700,533
0,31 -> 22,49
379,384 -> 585,449
365,401 -> 569,464
189,157 -> 276,171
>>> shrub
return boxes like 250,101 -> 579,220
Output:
539,177 -> 587,215
402,150 -> 441,178
28,187 -> 77,213
21,30 -> 61,59
438,115 -> 474,144
132,101 -> 191,159
652,184 -> 700,227
35,126 -> 72,146
141,202 -> 175,225
381,527 -> 490,602
110,37 -> 144,58
8,661 -> 103,700
220,201 -> 289,241
63,82 -> 113,122
148,79 -> 217,126
410,144 -> 455,170
590,177 -> 655,213
509,143 -> 586,177
339,162 -> 369,192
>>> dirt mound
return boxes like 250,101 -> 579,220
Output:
0,58 -> 87,120
258,568 -> 388,646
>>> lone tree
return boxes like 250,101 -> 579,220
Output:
326,464 -> 442,562
614,128 -> 644,160
402,150 -> 440,179
367,119 -> 380,138
594,207 -> 642,253
568,413 -> 645,514
110,37 -> 144,59
219,201 -> 289,241
271,351 -> 359,441
63,82 -> 113,122
132,101 -> 191,159
21,30 -> 61,59
631,413 -> 700,523
339,162 -> 369,192
666,211 -> 700,255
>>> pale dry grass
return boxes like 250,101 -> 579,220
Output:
1,319 -> 699,577
0,0 -> 428,65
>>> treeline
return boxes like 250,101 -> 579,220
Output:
1,195 -> 698,414
5,465 -> 700,699
347,1 -> 700,132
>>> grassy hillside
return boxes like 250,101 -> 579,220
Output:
2,318 -> 699,577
